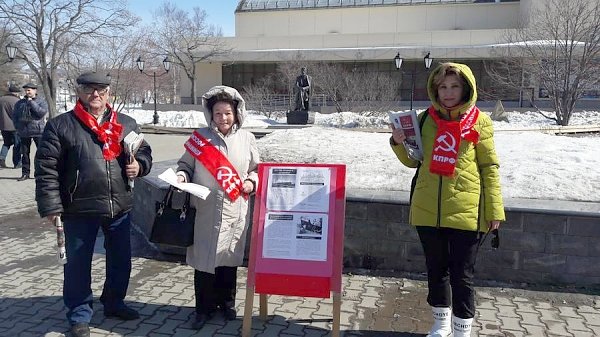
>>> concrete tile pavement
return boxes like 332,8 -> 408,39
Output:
1,134 -> 600,336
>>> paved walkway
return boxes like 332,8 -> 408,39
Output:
1,134 -> 600,337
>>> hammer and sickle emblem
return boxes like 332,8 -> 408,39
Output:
217,166 -> 236,183
434,132 -> 457,154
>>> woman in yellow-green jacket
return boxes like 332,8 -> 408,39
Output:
390,62 -> 505,337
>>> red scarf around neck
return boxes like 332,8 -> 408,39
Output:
428,105 -> 480,177
73,100 -> 123,161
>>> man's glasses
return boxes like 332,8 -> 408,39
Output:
80,86 -> 109,95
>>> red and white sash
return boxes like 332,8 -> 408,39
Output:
184,130 -> 245,201
428,105 -> 480,177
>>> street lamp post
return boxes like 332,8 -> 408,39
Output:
136,56 -> 171,125
394,52 -> 434,110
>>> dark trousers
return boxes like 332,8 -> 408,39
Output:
416,226 -> 481,319
194,267 -> 237,315
20,135 -> 40,176
63,213 -> 132,325
0,130 -> 20,166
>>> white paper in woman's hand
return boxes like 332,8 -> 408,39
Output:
158,168 -> 211,200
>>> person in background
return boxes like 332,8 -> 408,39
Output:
35,72 -> 152,337
0,84 -> 21,168
390,62 -> 505,337
176,85 -> 259,330
12,82 -> 48,181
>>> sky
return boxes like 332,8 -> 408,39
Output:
121,108 -> 600,203
127,0 -> 239,37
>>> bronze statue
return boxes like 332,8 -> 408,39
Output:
294,67 -> 311,111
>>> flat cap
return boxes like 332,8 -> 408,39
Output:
8,84 -> 21,93
22,83 -> 37,89
76,72 -> 111,86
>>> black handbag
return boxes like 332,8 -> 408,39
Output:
150,187 -> 195,247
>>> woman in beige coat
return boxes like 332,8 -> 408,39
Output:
176,86 -> 260,329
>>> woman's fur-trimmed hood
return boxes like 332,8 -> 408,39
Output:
426,62 -> 478,117
201,85 -> 248,129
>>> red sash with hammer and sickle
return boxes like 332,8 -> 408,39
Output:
428,105 -> 480,177
184,130 -> 245,201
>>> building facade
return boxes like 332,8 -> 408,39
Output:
182,0 -> 544,107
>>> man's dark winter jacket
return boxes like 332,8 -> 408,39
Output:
0,94 -> 19,131
35,110 -> 152,218
13,96 -> 48,137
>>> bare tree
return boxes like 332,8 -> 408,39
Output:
74,33 -> 175,113
242,75 -> 287,119
150,1 -> 230,104
0,24 -> 21,89
486,0 -> 600,125
311,62 -> 399,113
0,0 -> 136,118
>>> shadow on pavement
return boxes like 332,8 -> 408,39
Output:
0,295 -> 425,336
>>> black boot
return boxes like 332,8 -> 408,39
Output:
223,305 -> 237,320
70,323 -> 90,337
0,159 -> 6,168
192,312 -> 211,330
17,174 -> 30,181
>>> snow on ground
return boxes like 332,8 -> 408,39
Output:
123,107 -> 600,202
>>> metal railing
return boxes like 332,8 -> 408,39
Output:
245,93 -> 330,110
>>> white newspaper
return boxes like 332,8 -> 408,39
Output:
157,168 -> 211,200
389,110 -> 424,162
123,131 -> 145,188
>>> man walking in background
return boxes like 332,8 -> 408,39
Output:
13,83 -> 48,181
0,84 -> 21,168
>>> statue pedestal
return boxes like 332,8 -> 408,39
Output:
286,110 -> 315,125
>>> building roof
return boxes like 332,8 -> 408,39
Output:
236,0 -> 485,12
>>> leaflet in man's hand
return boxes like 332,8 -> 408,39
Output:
158,168 -> 211,200
124,131 -> 144,157
123,131 -> 144,188
388,110 -> 424,162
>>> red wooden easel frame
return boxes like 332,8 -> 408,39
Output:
242,163 -> 346,337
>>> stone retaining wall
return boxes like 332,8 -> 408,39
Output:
344,192 -> 600,286
132,164 -> 600,286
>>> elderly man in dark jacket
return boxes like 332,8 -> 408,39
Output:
35,72 -> 152,337
13,82 -> 48,180
0,84 -> 21,168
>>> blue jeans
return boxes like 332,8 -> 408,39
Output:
63,213 -> 132,325
0,130 -> 20,166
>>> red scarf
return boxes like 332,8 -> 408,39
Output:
428,105 -> 480,177
184,130 -> 246,201
73,100 -> 123,161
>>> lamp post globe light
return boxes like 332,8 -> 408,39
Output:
1,43 -> 17,66
136,56 -> 171,125
6,44 -> 17,61
394,52 -> 434,110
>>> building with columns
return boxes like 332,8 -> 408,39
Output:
182,0 -> 548,107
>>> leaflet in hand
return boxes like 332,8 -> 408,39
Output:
123,131 -> 144,188
124,131 -> 144,157
158,168 -> 211,200
389,110 -> 424,162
